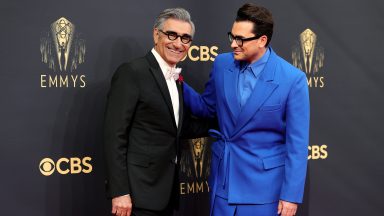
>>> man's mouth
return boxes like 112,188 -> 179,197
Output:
233,49 -> 243,54
167,47 -> 183,54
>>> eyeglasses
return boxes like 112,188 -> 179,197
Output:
159,30 -> 193,44
228,32 -> 261,47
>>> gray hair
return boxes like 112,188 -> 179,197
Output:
154,8 -> 195,37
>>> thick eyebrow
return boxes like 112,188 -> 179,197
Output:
230,32 -> 246,39
181,34 -> 192,38
165,30 -> 191,38
234,35 -> 246,39
165,29 -> 191,37
164,30 -> 177,34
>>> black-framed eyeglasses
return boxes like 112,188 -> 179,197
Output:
159,30 -> 193,44
228,32 -> 261,47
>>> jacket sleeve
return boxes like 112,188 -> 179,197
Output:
180,108 -> 218,139
280,72 -> 310,203
183,60 -> 218,118
103,63 -> 139,198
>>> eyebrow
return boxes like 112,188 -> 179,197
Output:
231,33 -> 246,39
164,30 -> 192,37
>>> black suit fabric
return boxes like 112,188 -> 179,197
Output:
104,51 -> 184,211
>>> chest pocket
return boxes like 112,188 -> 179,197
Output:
260,104 -> 282,112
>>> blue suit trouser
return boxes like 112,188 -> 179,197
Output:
212,195 -> 279,216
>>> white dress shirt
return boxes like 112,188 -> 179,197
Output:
151,48 -> 180,127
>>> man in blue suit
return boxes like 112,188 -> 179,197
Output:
183,3 -> 310,216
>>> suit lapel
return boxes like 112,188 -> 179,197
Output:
177,82 -> 184,134
223,62 -> 241,126
232,49 -> 279,137
146,52 -> 177,128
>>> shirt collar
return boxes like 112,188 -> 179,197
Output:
151,48 -> 175,76
241,47 -> 271,77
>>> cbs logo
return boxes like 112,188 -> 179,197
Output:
308,145 -> 328,160
182,45 -> 218,62
39,157 -> 92,176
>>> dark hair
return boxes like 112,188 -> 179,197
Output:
236,3 -> 274,46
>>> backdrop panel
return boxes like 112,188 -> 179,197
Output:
1,0 -> 383,215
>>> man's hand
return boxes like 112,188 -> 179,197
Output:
278,200 -> 297,216
111,194 -> 132,216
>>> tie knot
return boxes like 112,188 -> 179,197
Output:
166,67 -> 182,80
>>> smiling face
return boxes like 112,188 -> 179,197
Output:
230,21 -> 268,64
153,18 -> 192,67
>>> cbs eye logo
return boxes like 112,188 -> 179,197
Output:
39,158 -> 56,176
39,157 -> 92,176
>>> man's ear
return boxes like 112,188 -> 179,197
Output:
259,35 -> 268,48
153,28 -> 159,45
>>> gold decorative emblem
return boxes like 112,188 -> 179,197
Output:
40,17 -> 85,72
180,138 -> 211,179
292,28 -> 324,74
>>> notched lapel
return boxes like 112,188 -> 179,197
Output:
177,82 -> 184,134
232,48 -> 280,137
233,81 -> 278,136
146,53 -> 177,128
223,66 -> 241,124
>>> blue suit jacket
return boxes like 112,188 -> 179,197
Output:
184,48 -> 310,207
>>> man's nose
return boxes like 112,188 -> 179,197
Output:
230,40 -> 238,49
173,37 -> 184,47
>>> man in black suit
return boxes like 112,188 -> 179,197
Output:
104,8 -> 209,216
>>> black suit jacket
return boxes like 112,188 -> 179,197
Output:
104,52 -> 209,211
